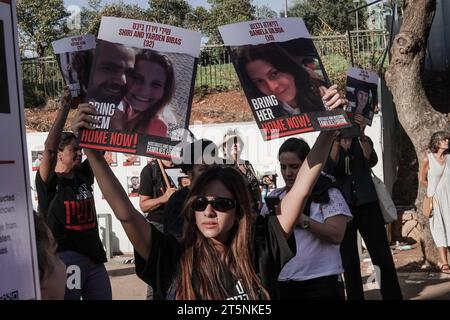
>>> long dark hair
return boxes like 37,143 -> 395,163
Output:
236,43 -> 324,113
175,165 -> 269,300
126,50 -> 175,132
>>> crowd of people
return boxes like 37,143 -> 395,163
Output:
28,19 -> 450,303
32,75 -> 450,301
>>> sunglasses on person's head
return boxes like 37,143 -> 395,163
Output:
191,196 -> 236,212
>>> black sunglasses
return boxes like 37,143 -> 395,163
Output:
191,197 -> 236,212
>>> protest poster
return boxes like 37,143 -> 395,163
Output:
0,0 -> 40,300
79,16 -> 201,160
104,151 -> 117,167
345,67 -> 379,126
126,168 -> 141,197
31,147 -> 44,171
219,18 -> 351,140
52,34 -> 96,108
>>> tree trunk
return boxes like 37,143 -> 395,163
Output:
385,0 -> 450,266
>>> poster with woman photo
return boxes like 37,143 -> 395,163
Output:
345,67 -> 379,126
52,34 -> 96,108
79,16 -> 201,160
219,18 -> 351,141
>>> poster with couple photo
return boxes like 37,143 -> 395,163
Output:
345,67 -> 379,126
52,34 -> 96,108
79,16 -> 202,160
219,18 -> 352,140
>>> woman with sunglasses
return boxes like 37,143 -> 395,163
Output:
71,89 -> 344,299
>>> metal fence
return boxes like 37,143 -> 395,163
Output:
21,30 -> 389,104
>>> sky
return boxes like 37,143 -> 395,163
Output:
64,0 -> 292,16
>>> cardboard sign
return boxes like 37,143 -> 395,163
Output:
80,17 -> 202,160
345,67 -> 379,126
0,0 -> 40,300
52,34 -> 96,108
220,18 -> 351,140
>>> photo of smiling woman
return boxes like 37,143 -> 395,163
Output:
235,42 -> 327,116
110,49 -> 175,137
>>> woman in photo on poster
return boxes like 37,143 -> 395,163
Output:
235,43 -> 334,117
110,49 -> 175,137
353,83 -> 375,121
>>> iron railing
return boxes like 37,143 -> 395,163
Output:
21,30 -> 389,104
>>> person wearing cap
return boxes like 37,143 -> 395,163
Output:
221,129 -> 262,211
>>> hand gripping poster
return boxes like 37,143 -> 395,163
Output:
345,67 -> 379,126
219,18 -> 351,140
79,17 -> 201,160
52,34 -> 96,108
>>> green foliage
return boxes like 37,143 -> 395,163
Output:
288,0 -> 368,35
83,1 -> 148,36
148,0 -> 192,27
204,0 -> 255,44
16,0 -> 69,57
195,62 -> 240,92
255,5 -> 278,19
186,6 -> 210,32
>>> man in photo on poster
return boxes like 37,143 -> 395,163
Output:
52,35 -> 96,107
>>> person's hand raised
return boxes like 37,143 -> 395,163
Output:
353,114 -> 367,135
321,84 -> 348,110
61,86 -> 72,109
71,103 -> 100,136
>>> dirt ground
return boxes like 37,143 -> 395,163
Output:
24,90 -> 252,132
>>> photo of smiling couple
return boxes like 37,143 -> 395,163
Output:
84,17 -> 201,156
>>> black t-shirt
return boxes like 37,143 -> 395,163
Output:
138,161 -> 165,223
134,215 -> 295,300
326,137 -> 378,206
35,160 -> 106,264
163,187 -> 189,238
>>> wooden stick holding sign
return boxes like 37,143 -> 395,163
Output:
157,159 -> 172,190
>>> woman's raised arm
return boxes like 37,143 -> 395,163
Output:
277,85 -> 346,237
72,103 -> 152,260
39,88 -> 71,182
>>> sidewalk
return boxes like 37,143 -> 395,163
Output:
106,246 -> 450,300
106,256 -> 147,300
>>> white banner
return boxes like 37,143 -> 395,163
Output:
219,17 -> 310,46
347,67 -> 379,85
52,34 -> 96,54
98,16 -> 202,57
0,0 -> 39,300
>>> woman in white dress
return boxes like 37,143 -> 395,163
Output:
419,131 -> 450,274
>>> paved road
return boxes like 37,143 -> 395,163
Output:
106,255 -> 450,300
